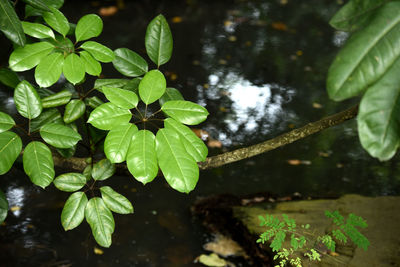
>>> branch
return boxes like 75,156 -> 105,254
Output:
51,105 -> 358,172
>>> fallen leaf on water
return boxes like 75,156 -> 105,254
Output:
318,151 -> 331,157
171,16 -> 183,23
203,83 -> 210,89
204,234 -> 247,258
10,206 -> 21,212
287,159 -> 311,165
228,36 -> 237,42
312,102 -> 323,109
336,163 -> 344,168
26,224 -> 35,229
94,247 -> 104,255
98,6 -> 118,16
329,251 -> 340,257
288,123 -> 295,129
208,139 -> 222,148
170,73 -> 178,81
219,107 -> 228,112
196,253 -> 227,267
271,21 -> 288,31
192,60 -> 201,66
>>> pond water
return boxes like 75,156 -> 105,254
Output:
1,0 -> 400,266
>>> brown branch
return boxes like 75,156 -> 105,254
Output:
198,104 -> 358,170
51,105 -> 359,172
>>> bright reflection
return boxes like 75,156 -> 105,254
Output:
7,187 -> 25,217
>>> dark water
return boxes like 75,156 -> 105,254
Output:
1,0 -> 400,266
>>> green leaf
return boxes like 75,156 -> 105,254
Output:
35,52 -> 64,87
47,35 -> 73,53
54,172 -> 86,192
327,2 -> 400,101
22,0 -> 51,12
21,21 -> 55,39
123,77 -> 141,94
80,51 -> 101,76
43,6 -> 69,36
61,191 -> 88,230
55,122 -> 78,158
329,0 -> 389,32
87,102 -> 131,130
91,158 -> 115,181
104,123 -> 138,163
14,80 -> 42,119
159,87 -> 184,106
358,58 -> 400,160
30,108 -> 62,132
83,165 -> 92,181
63,99 -> 86,124
0,189 -> 8,224
0,112 -> 15,133
0,131 -> 22,175
63,53 -> 85,85
112,48 -> 148,77
85,96 -> 104,109
23,141 -> 55,188
127,130 -> 158,184
100,186 -> 133,214
161,100 -> 208,125
145,14 -> 173,67
25,0 -> 63,17
164,118 -> 207,162
85,197 -> 114,248
80,41 -> 115,63
138,69 -> 166,104
0,68 -> 21,88
0,0 -> 26,46
156,128 -> 199,193
40,123 -> 81,148
42,90 -> 71,108
94,79 -> 129,91
9,42 -> 54,71
75,14 -> 103,42
102,87 -> 139,109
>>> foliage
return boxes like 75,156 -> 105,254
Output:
327,0 -> 400,161
0,0 -> 208,247
257,211 -> 369,267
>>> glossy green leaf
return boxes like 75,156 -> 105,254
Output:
112,48 -> 148,77
30,108 -> 62,132
9,42 -> 54,71
75,14 -> 103,42
25,0 -> 63,17
47,35 -> 73,53
61,191 -> 88,230
85,96 -> 104,109
55,122 -> 78,158
80,51 -> 101,76
103,87 -> 139,109
21,21 -> 55,39
40,123 -> 81,148
14,80 -> 42,119
123,77 -> 141,95
358,58 -> 400,161
127,130 -> 158,184
23,141 -> 55,188
83,165 -> 92,181
64,99 -> 86,124
164,118 -> 207,162
42,90 -> 71,108
0,0 -> 26,46
80,41 -> 115,63
145,14 -> 173,66
0,68 -> 20,88
87,102 -> 131,130
22,0 -> 51,12
54,172 -> 86,192
35,52 -> 64,87
43,7 -> 69,36
156,128 -> 199,193
63,53 -> 85,85
138,69 -> 166,104
0,189 -> 8,224
159,87 -> 184,106
94,79 -> 129,91
100,186 -> 133,214
329,0 -> 389,32
104,123 -> 138,163
0,131 -> 22,175
85,197 -> 114,248
327,2 -> 400,101
0,112 -> 15,133
91,158 -> 115,181
161,100 -> 208,125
